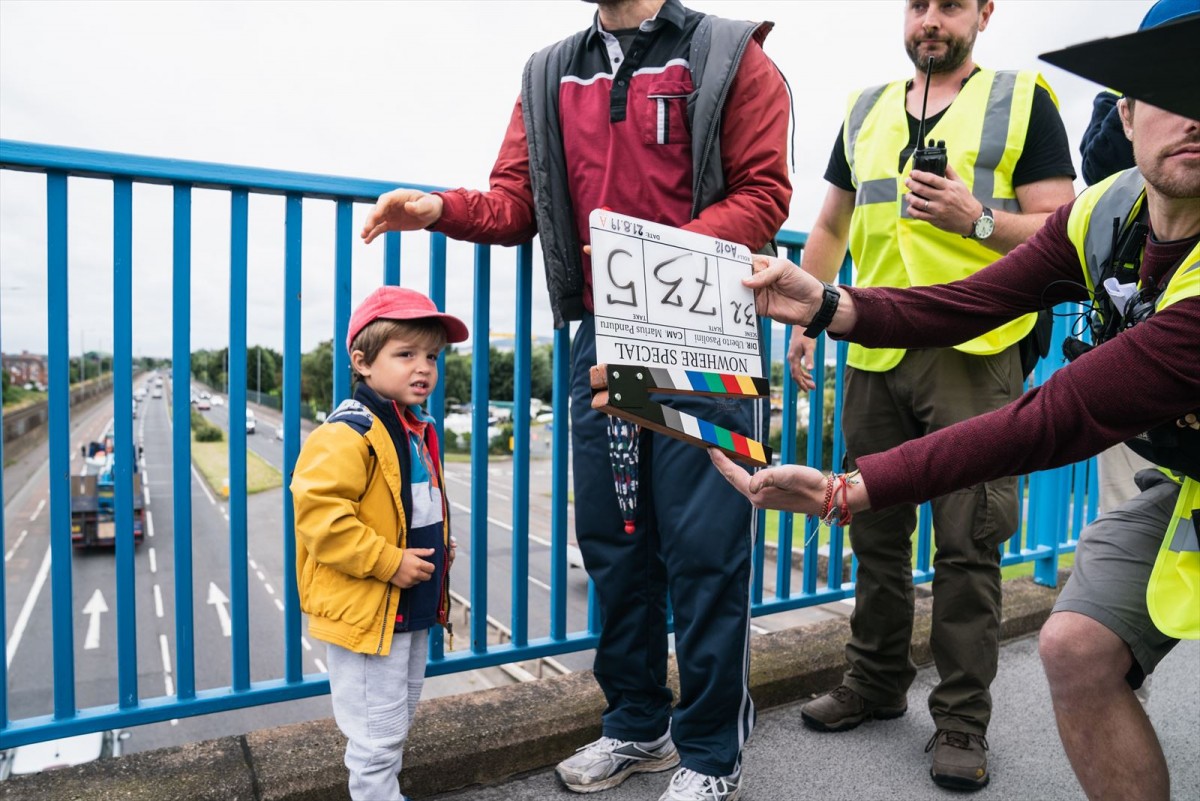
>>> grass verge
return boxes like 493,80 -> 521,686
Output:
192,437 -> 283,495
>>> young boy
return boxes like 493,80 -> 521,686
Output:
292,286 -> 468,801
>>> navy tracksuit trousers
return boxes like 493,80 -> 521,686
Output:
569,315 -> 763,777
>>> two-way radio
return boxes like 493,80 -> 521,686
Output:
912,56 -> 947,177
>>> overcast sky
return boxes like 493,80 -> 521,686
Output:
0,0 -> 1151,359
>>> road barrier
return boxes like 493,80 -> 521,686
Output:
0,140 -> 1095,749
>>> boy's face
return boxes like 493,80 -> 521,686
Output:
352,333 -> 441,407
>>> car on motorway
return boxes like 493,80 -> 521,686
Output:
0,729 -> 129,780
211,395 -> 225,406
246,409 -> 256,434
196,397 -> 211,411
151,386 -> 163,398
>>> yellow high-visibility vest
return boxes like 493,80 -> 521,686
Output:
1068,169 -> 1200,639
842,68 -> 1053,371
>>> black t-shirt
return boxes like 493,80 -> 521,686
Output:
824,73 -> 1076,192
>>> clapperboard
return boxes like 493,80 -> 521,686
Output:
588,209 -> 772,467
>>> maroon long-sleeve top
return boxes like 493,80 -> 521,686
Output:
844,201 -> 1200,511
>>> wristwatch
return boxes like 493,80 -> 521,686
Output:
967,206 -> 995,240
803,282 -> 841,339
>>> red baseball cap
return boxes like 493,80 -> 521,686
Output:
346,287 -> 469,354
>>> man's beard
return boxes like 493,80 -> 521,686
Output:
1138,145 -> 1200,200
905,31 -> 975,73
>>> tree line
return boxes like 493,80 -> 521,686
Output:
189,342 -> 556,416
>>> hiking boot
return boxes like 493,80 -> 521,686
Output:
800,684 -> 907,732
555,732 -> 679,793
926,729 -> 990,791
657,764 -> 742,801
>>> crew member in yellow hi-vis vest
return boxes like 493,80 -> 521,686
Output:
785,0 -> 1077,791
709,18 -> 1200,800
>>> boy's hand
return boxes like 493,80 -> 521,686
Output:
361,189 -> 444,244
389,548 -> 436,589
448,536 -> 457,569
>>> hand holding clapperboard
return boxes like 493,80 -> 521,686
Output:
588,209 -> 772,468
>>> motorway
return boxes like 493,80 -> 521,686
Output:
3,379 -> 837,756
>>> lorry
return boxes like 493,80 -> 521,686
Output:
71,434 -> 145,549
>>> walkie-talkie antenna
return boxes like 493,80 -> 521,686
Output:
917,55 -> 934,148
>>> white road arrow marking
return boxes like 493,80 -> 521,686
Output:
83,589 -> 108,650
207,582 -> 232,637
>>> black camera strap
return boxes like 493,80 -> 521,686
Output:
1092,204 -> 1150,344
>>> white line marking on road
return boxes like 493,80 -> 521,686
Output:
263,583 -> 275,596
143,484 -> 151,508
448,499 -> 585,567
301,637 -> 312,651
248,558 -> 258,570
148,547 -> 157,574
154,584 -> 164,618
256,571 -> 265,581
528,576 -> 551,592
146,510 -> 155,539
7,546 -> 51,668
443,472 -> 512,501
450,501 -> 513,531
4,530 -> 29,562
313,658 -> 327,673
274,598 -> 285,611
159,630 -> 177,724
207,582 -> 232,637
751,624 -> 770,635
30,499 -> 46,521
191,464 -> 216,506
159,634 -> 173,680
82,589 -> 108,650
70,449 -> 77,462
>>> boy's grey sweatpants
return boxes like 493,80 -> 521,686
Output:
327,629 -> 428,801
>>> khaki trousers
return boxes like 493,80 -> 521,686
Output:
841,346 -> 1022,735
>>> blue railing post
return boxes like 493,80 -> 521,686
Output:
511,244 -> 533,648
384,231 -> 401,286
550,327 -> 571,641
427,232 -> 449,660
47,171 -> 77,720
171,183 -> 196,701
113,178 -> 139,708
229,189 -> 251,692
333,199 -> 354,406
282,195 -> 303,682
470,245 -> 492,654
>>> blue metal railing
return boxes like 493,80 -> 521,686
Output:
0,140 -> 1093,748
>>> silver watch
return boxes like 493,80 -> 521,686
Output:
968,206 -> 995,240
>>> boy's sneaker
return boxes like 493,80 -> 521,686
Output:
926,729 -> 989,791
800,684 -> 907,732
658,765 -> 742,801
556,733 -> 679,793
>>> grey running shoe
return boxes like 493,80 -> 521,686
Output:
657,765 -> 742,801
800,684 -> 907,732
556,733 -> 679,793
926,729 -> 990,791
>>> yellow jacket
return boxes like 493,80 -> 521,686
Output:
843,68 -> 1052,370
292,401 -> 451,655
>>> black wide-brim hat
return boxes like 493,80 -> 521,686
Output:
1040,15 -> 1200,121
